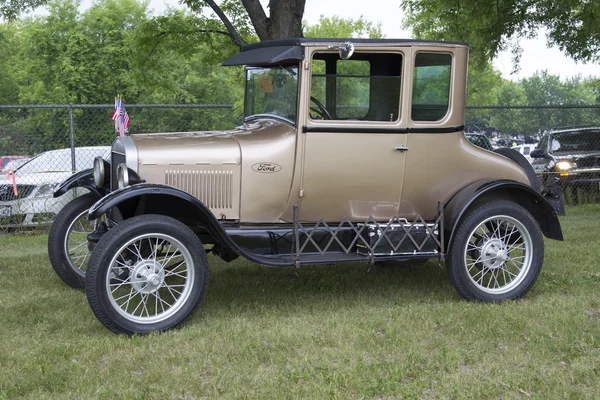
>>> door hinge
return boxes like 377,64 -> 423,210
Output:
299,188 -> 304,198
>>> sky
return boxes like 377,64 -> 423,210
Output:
51,0 -> 600,81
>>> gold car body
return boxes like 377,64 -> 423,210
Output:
124,40 -> 528,224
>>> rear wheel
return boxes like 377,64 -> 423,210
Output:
447,200 -> 543,302
85,215 -> 209,334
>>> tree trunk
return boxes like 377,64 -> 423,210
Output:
238,0 -> 307,41
265,0 -> 306,40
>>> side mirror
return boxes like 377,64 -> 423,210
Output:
530,149 -> 546,159
328,42 -> 354,60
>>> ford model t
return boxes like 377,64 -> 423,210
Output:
48,39 -> 564,334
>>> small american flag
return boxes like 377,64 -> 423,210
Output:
111,95 -> 130,138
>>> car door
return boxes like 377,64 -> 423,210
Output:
297,47 -> 410,222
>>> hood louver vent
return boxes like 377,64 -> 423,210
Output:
165,170 -> 234,209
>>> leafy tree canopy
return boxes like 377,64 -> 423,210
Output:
402,0 -> 600,69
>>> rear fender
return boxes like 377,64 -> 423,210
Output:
444,180 -> 563,250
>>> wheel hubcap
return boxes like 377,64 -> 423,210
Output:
131,261 -> 165,294
464,215 -> 533,294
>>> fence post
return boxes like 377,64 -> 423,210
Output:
68,104 -> 76,172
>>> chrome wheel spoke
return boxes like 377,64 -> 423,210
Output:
464,215 -> 533,294
106,233 -> 194,324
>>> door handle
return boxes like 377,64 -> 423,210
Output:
394,145 -> 409,152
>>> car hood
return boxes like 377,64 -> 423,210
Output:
131,128 -> 243,166
0,171 -> 72,186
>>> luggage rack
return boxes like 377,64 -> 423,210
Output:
291,203 -> 444,266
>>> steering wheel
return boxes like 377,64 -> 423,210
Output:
310,96 -> 333,120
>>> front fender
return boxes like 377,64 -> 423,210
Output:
445,180 -> 563,251
87,183 -> 293,266
53,168 -> 103,198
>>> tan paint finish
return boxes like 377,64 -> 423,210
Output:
234,120 -> 297,222
132,130 -> 242,220
125,40 -> 530,225
400,132 -> 529,220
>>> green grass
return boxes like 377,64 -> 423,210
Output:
1,206 -> 600,399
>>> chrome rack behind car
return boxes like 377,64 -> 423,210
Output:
291,204 -> 444,267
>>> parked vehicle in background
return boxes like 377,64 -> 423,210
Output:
0,155 -> 29,172
531,126 -> 600,191
61,38 -> 564,335
1,158 -> 30,173
465,132 -> 494,151
512,143 -> 538,164
0,147 -> 109,227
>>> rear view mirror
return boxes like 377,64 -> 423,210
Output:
530,149 -> 546,159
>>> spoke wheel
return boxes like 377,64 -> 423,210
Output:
465,216 -> 532,294
107,233 -> 195,324
64,209 -> 104,277
86,214 -> 209,334
48,194 -> 100,289
447,200 -> 543,302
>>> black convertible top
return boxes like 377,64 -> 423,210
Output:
222,38 -> 467,66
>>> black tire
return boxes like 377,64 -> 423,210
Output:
446,200 -> 544,302
86,214 -> 209,334
494,147 -> 540,191
48,193 -> 100,289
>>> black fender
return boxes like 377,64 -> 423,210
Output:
444,180 -> 563,251
88,183 -> 293,267
53,168 -> 104,198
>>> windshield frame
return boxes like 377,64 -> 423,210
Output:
243,64 -> 300,127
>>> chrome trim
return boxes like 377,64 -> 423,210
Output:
117,163 -> 129,189
93,157 -> 105,188
111,136 -> 138,173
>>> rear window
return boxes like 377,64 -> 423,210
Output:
411,53 -> 452,122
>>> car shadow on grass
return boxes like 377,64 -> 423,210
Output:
198,255 -> 457,318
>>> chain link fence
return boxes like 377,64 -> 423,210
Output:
0,104 -> 236,231
465,105 -> 600,205
1,104 -> 599,232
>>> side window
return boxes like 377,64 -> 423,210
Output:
411,53 -> 452,122
310,53 -> 402,122
335,60 -> 370,119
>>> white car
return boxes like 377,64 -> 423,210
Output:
0,147 -> 109,226
1,158 -> 30,174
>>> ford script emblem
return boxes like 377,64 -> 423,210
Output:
252,162 -> 282,173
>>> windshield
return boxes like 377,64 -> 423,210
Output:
244,66 -> 299,124
550,130 -> 600,154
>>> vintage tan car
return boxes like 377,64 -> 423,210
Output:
48,38 -> 564,334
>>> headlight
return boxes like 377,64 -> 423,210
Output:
93,157 -> 105,188
556,161 -> 574,171
35,183 -> 59,197
117,163 -> 129,189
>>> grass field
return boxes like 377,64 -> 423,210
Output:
1,205 -> 600,399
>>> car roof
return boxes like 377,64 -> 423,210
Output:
241,38 -> 468,50
223,38 -> 468,66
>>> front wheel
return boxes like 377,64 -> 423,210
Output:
446,200 -> 544,302
85,214 -> 209,334
48,193 -> 100,289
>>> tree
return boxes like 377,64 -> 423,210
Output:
2,0 -> 310,46
402,0 -> 600,69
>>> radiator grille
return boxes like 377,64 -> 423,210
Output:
0,184 -> 36,201
165,170 -> 233,209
